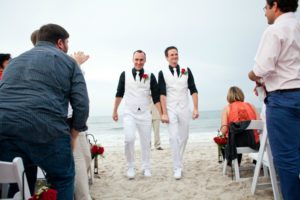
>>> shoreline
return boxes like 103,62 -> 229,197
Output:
89,131 -> 218,149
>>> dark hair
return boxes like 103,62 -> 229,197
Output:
38,24 -> 69,44
31,29 -> 39,46
164,46 -> 178,57
0,54 -> 11,69
267,0 -> 298,12
133,50 -> 146,58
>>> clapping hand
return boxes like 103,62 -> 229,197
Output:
71,51 -> 90,65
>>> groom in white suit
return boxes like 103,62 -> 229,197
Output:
112,50 -> 161,179
159,46 -> 199,179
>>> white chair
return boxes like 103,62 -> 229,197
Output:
0,157 -> 31,200
249,104 -> 282,200
1,184 -> 9,199
248,151 -> 269,178
250,125 -> 282,200
222,120 -> 264,181
37,167 -> 45,180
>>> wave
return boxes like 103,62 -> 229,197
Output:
109,127 -> 123,130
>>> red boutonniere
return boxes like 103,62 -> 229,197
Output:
142,74 -> 149,83
180,68 -> 188,77
29,186 -> 57,200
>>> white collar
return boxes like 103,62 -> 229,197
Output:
274,12 -> 296,24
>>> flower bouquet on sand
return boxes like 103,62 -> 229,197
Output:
87,133 -> 105,175
213,130 -> 227,163
29,167 -> 57,200
29,186 -> 57,200
90,144 -> 105,174
91,144 -> 105,159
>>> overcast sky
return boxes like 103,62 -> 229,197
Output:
1,0 -> 300,116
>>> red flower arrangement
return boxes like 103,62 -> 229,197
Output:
142,73 -> 149,83
213,135 -> 227,145
91,144 -> 105,159
29,186 -> 57,200
213,132 -> 227,163
180,68 -> 188,77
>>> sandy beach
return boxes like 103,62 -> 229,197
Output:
90,142 -> 274,200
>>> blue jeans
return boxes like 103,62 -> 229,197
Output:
266,91 -> 300,200
0,135 -> 75,200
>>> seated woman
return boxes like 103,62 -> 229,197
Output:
220,86 -> 260,164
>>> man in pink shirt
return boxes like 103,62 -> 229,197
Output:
249,0 -> 300,199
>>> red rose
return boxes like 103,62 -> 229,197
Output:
40,189 -> 57,200
91,144 -> 105,158
142,74 -> 149,79
142,74 -> 149,83
98,146 -> 105,155
180,68 -> 188,77
213,136 -> 227,145
91,145 -> 98,155
29,188 -> 57,200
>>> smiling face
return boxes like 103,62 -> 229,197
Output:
166,48 -> 179,67
133,52 -> 146,71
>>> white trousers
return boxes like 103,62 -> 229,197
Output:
73,132 -> 92,200
123,110 -> 152,170
167,106 -> 190,170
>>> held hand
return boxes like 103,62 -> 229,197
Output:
161,114 -> 169,123
192,109 -> 199,120
71,51 -> 90,65
112,112 -> 118,122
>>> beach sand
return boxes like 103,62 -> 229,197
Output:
90,143 -> 274,200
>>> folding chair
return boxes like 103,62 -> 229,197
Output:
222,120 -> 264,181
250,124 -> 282,200
0,157 -> 31,200
36,167 -> 45,180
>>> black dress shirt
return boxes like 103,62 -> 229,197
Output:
115,68 -> 160,104
158,65 -> 198,96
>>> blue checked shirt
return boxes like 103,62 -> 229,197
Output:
0,41 -> 89,143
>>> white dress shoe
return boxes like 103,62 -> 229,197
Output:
174,168 -> 182,180
143,169 -> 152,177
127,168 -> 135,179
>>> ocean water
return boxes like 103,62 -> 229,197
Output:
87,110 -> 222,147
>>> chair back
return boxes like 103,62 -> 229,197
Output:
246,120 -> 264,131
0,157 -> 31,200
